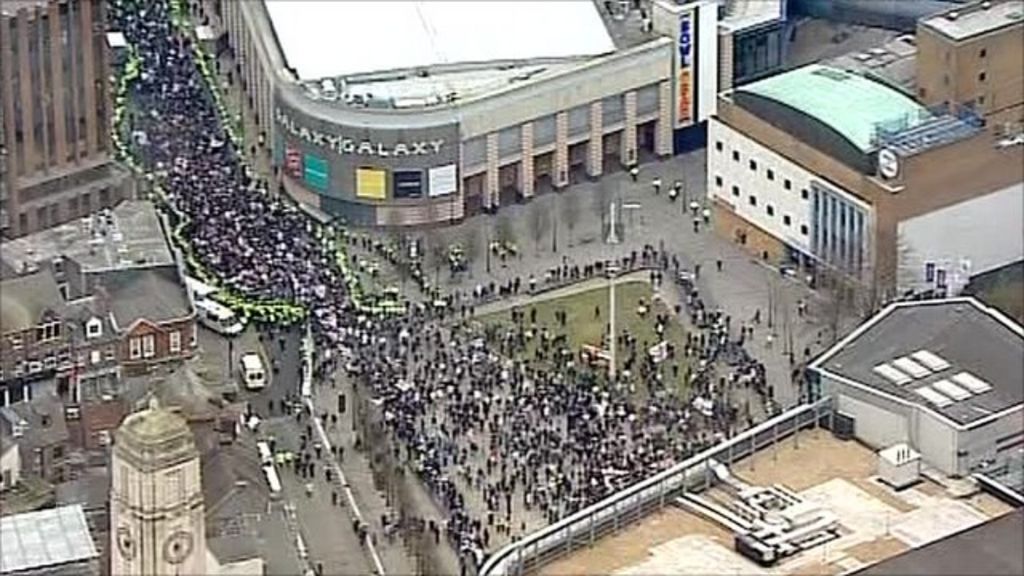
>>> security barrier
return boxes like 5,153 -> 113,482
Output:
479,398 -> 833,576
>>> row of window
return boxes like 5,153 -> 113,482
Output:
127,332 -> 182,360
714,175 -> 810,235
715,141 -> 798,191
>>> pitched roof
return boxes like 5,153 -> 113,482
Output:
0,271 -> 65,333
100,266 -> 192,328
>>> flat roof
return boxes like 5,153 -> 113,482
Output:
0,200 -> 173,273
855,510 -> 1024,576
719,0 -> 784,32
921,1 -> 1024,41
264,1 -> 616,80
811,298 -> 1024,426
735,64 -> 929,152
542,429 -> 1013,576
0,505 -> 98,574
828,35 -> 919,96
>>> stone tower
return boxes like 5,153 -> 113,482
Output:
109,400 -> 206,576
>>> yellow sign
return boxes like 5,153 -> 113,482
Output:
356,168 -> 387,200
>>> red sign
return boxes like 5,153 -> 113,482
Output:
285,147 -> 302,178
678,69 -> 692,125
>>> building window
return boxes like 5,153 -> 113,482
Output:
105,347 -> 116,361
748,195 -> 757,206
715,141 -> 723,152
766,169 -> 775,181
90,350 -> 101,365
978,71 -> 987,82
86,318 -> 102,338
977,95 -> 986,106
129,337 -> 142,359
35,322 -> 61,343
169,331 -> 181,355
801,189 -> 809,200
800,224 -> 808,236
783,215 -> 792,226
766,205 -> 775,216
732,150 -> 740,162
142,335 -> 155,359
784,179 -> 792,191
715,175 -> 723,188
979,48 -> 986,58
732,185 -> 740,197
749,159 -> 757,171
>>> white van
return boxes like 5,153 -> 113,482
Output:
196,298 -> 245,336
239,353 -> 267,391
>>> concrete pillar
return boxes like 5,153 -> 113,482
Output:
520,122 -> 535,199
621,91 -> 638,168
718,30 -> 735,92
2,387 -> 9,407
554,111 -> 569,188
17,13 -> 36,174
656,80 -> 673,157
48,1 -> 66,163
485,132 -> 499,209
587,101 -> 603,179
80,0 -> 98,156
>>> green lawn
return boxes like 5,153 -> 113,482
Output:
480,281 -> 690,397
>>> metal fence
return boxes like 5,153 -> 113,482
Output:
479,398 -> 834,576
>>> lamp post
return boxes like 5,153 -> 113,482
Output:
607,265 -> 621,381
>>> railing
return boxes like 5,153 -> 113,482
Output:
479,398 -> 833,576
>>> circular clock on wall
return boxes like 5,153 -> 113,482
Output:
163,530 -> 195,565
116,526 -> 135,561
877,148 -> 901,180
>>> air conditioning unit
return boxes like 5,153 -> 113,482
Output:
878,443 -> 921,489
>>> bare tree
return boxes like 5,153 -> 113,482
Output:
559,192 -> 580,247
495,213 -> 516,246
459,225 -> 481,273
528,203 -> 551,255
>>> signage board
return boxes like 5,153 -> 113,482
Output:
276,107 -> 445,158
393,170 -> 424,198
428,164 -> 458,197
676,10 -> 694,126
356,168 -> 387,200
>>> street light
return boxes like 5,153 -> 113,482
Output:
607,264 -> 621,381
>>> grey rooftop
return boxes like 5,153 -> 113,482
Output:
811,297 -> 1024,426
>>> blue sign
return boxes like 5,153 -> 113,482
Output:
678,16 -> 692,68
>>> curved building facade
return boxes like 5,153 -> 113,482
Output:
215,0 -> 723,226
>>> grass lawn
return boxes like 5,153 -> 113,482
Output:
480,281 -> 690,397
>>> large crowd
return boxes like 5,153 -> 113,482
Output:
114,1 -> 773,572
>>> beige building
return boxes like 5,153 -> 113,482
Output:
0,0 -> 132,238
110,401 -> 207,576
916,0 -> 1024,126
204,0 -> 724,226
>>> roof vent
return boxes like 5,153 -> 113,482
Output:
946,11 -> 960,21
981,1 -> 992,10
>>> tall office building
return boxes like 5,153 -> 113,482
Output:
1,0 -> 132,238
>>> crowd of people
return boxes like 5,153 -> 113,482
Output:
114,1 -> 775,571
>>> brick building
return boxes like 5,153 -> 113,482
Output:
0,0 -> 133,237
706,1 -> 1024,304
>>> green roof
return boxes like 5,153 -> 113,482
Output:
736,64 -> 929,152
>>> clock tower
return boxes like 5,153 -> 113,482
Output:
110,399 -> 206,576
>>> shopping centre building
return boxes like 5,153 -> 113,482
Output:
209,0 -> 784,226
